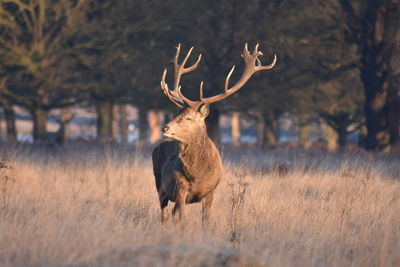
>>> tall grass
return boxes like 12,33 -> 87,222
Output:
0,144 -> 399,266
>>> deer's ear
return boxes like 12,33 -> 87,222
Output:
198,103 -> 209,118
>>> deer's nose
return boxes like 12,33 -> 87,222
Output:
162,125 -> 170,133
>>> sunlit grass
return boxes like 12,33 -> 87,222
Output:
0,144 -> 399,266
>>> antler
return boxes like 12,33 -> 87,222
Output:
160,43 -> 277,108
200,43 -> 277,104
160,44 -> 202,108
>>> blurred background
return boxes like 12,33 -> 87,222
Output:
0,0 -> 399,152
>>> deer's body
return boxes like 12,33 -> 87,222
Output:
153,138 -> 222,203
152,137 -> 222,222
152,44 -> 276,223
152,107 -> 223,222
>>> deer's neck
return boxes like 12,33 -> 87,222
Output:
179,129 -> 211,177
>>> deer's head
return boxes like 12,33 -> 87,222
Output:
160,44 -> 277,143
162,103 -> 209,143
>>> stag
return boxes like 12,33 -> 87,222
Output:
152,43 -> 276,223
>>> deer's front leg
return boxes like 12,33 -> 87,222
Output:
172,176 -> 188,223
202,193 -> 214,225
172,187 -> 187,223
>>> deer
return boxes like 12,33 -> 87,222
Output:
152,43 -> 276,224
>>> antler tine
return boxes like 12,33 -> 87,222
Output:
254,43 -> 264,57
199,81 -> 204,100
183,54 -> 202,73
174,44 -> 181,66
224,65 -> 236,93
256,54 -> 277,70
160,69 -> 168,94
244,43 -> 249,53
254,43 -> 259,54
181,47 -> 193,69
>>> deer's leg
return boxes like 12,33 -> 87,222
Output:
159,191 -> 169,223
172,186 -> 188,223
202,193 -> 214,225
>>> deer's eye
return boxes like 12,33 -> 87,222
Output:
186,118 -> 193,121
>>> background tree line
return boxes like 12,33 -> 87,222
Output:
0,0 -> 399,152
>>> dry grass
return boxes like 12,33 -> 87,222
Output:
0,144 -> 399,266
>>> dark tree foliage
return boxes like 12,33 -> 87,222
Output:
0,0 -> 88,141
0,0 -> 398,150
294,0 -> 400,151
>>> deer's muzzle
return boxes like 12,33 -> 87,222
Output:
162,125 -> 175,137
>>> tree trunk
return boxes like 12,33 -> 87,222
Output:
322,123 -> 338,151
388,86 -> 400,151
231,112 -> 241,146
32,108 -> 48,142
256,112 -> 265,148
148,110 -> 161,144
262,111 -> 277,148
337,124 -> 348,150
389,111 -> 400,151
206,107 -> 220,144
3,102 -> 16,143
118,104 -> 128,145
299,124 -> 310,148
255,111 -> 278,149
96,100 -> 114,141
362,77 -> 391,151
264,123 -> 277,148
0,112 -> 2,140
358,125 -> 368,149
298,115 -> 311,148
138,107 -> 149,143
56,107 -> 72,145
112,105 -> 119,141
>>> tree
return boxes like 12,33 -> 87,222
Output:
74,0 -> 130,141
274,0 -> 396,150
335,0 -> 400,151
388,45 -> 400,150
0,76 -> 16,142
312,78 -> 364,149
294,69 -> 364,150
161,0 -> 268,143
77,0 -> 177,142
2,99 -> 16,143
0,0 -> 88,141
229,0 -> 310,148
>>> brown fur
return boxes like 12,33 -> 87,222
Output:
152,104 -> 223,223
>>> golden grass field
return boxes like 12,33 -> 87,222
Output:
0,144 -> 399,266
